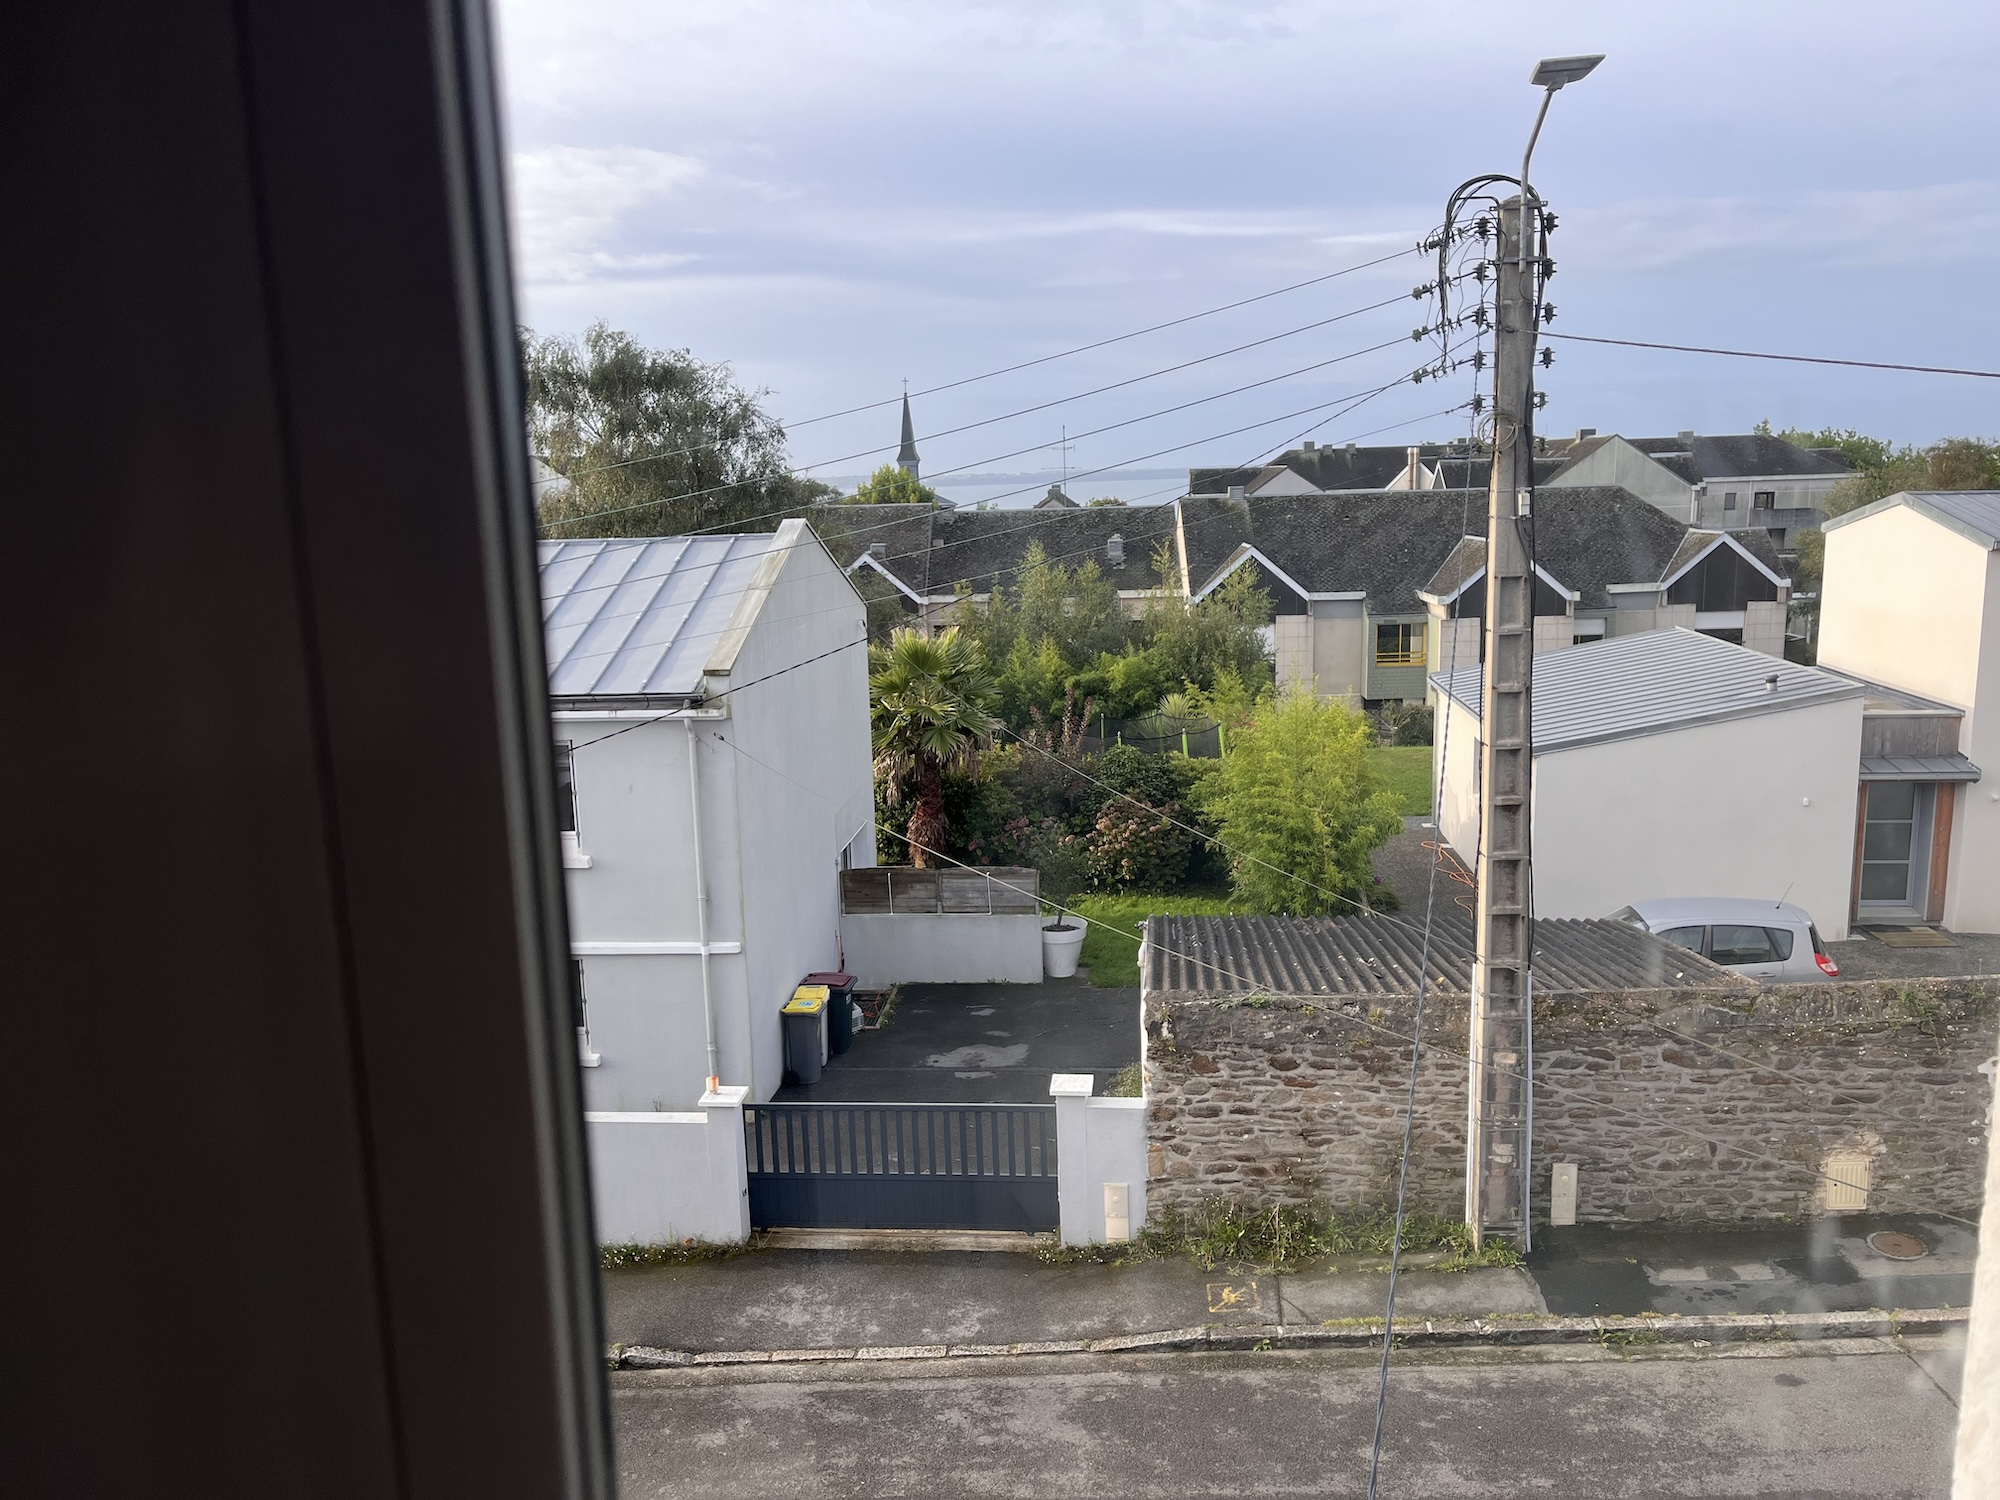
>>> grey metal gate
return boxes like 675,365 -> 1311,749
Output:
745,1103 -> 1058,1232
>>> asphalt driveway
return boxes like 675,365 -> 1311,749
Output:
773,975 -> 1140,1103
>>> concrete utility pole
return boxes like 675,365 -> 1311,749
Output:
1466,190 -> 1538,1251
1466,54 -> 1601,1251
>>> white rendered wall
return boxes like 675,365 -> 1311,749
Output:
585,1088 -> 750,1247
1529,697 -> 1863,938
1433,691 -> 1483,865
1273,614 -> 1312,691
560,532 -> 874,1109
1543,439 -> 1696,523
840,913 -> 1045,987
1051,1075 -> 1150,1244
1820,506 -> 2000,931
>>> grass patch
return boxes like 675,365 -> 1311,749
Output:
1366,745 -> 1434,816
1069,893 -> 1239,987
1036,1199 -> 1514,1272
1103,1063 -> 1144,1097
600,1240 -> 742,1271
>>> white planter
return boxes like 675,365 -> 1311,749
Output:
1042,922 -> 1086,978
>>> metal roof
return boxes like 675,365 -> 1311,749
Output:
1144,913 -> 1746,998
1859,754 -> 1982,782
540,532 -> 783,698
1434,627 -> 1864,753
1823,490 -> 2000,547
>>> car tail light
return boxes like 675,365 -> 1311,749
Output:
1816,952 -> 1840,978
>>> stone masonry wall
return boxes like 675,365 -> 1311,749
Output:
1143,977 -> 2000,1225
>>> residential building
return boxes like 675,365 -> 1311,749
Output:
542,519 -> 875,1110
1433,629 -> 1868,938
1190,439 -> 1564,498
1174,487 -> 1790,703
826,499 -> 1179,628
1544,429 -> 1851,545
1818,491 -> 2000,930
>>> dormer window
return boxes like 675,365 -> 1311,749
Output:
1106,533 -> 1125,567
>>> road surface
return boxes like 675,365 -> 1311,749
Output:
611,1336 -> 1962,1498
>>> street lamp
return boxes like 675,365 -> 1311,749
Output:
1522,54 -> 1604,197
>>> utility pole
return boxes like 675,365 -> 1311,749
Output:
1465,53 -> 1600,1252
1466,190 -> 1538,1251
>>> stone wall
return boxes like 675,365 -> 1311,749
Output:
1143,977 -> 2000,1225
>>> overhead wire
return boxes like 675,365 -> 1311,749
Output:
1540,332 -> 2000,381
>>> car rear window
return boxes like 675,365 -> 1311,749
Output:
1767,927 -> 1795,961
1658,925 -> 1705,952
1710,924 -> 1780,965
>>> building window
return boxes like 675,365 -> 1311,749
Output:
554,741 -> 578,833
573,959 -> 600,1068
1374,621 -> 1426,666
1753,491 -> 1776,509
1723,491 -> 1738,511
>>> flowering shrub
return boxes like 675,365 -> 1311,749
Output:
1085,797 -> 1196,891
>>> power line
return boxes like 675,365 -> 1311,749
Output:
1542,332 -> 2000,381
543,333 -> 1425,533
556,290 -> 1418,483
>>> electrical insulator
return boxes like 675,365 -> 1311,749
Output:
1412,326 -> 1430,342
1541,210 -> 1558,235
1533,390 -> 1549,410
1472,350 -> 1486,371
1472,305 -> 1489,328
1475,215 -> 1492,240
1473,261 -> 1490,284
1470,393 -> 1486,415
1541,258 -> 1556,279
1542,303 -> 1557,324
1539,347 -> 1555,368
1412,366 -> 1427,384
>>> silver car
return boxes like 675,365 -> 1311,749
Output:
1608,897 -> 1840,981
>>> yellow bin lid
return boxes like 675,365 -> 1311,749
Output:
784,985 -> 828,1014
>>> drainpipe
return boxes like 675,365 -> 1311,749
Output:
685,718 -> 721,1092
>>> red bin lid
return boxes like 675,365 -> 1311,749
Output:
802,971 -> 853,986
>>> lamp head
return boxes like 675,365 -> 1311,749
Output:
1530,54 -> 1604,90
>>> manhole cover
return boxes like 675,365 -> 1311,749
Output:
1867,1231 -> 1928,1260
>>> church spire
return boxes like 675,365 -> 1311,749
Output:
896,391 -> 920,479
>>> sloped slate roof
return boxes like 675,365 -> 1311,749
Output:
1193,444 -> 1563,496
1629,434 -> 1850,480
817,501 -> 1180,599
1434,626 -> 1864,753
540,533 -> 784,698
1144,912 -> 1747,998
1187,486 -> 1691,612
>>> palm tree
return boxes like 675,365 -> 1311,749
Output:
870,627 -> 1000,867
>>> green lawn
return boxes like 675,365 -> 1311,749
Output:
1068,893 -> 1239,987
1366,744 -> 1434,816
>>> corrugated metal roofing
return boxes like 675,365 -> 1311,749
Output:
1144,913 -> 1745,998
540,534 -> 781,697
1434,627 -> 1863,752
1859,754 -> 1983,782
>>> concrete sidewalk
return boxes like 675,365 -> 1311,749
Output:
601,1212 -> 1976,1357
602,1249 -> 1544,1354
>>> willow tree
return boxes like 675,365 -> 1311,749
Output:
869,628 -> 999,867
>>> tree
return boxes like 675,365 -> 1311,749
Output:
869,628 -> 1001,868
1139,543 -> 1274,694
1196,690 -> 1402,916
847,464 -> 941,505
523,321 -> 833,538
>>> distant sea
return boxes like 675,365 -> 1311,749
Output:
821,468 -> 1186,510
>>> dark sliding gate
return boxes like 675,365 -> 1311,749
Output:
745,1103 -> 1059,1232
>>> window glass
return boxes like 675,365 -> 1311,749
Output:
1711,924 -> 1779,965
1658,925 -> 1705,952
1753,491 -> 1776,508
554,740 -> 578,833
1766,927 -> 1795,961
1723,491 -> 1738,509
1374,621 -> 1426,666
1869,781 -> 1916,820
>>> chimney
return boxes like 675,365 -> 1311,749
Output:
1344,442 -> 1355,461
1576,427 -> 1596,440
1301,439 -> 1317,454
1106,533 -> 1125,567
1406,446 -> 1423,488
1678,429 -> 1696,444
1226,484 -> 1246,504
1765,673 -> 1780,693
867,542 -> 887,560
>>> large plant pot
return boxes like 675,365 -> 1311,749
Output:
1042,922 -> 1086,979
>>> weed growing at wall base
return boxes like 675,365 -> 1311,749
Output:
1036,1199 -> 1524,1271
600,1240 -> 743,1271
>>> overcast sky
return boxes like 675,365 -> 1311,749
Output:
496,0 -> 1998,498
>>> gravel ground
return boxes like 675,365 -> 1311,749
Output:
1371,816 -> 1475,916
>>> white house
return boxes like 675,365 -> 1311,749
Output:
1819,491 -> 2000,931
1433,628 -> 1868,939
542,518 -> 875,1111
1544,430 -> 1851,547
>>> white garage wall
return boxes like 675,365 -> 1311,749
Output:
1530,696 -> 1864,938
